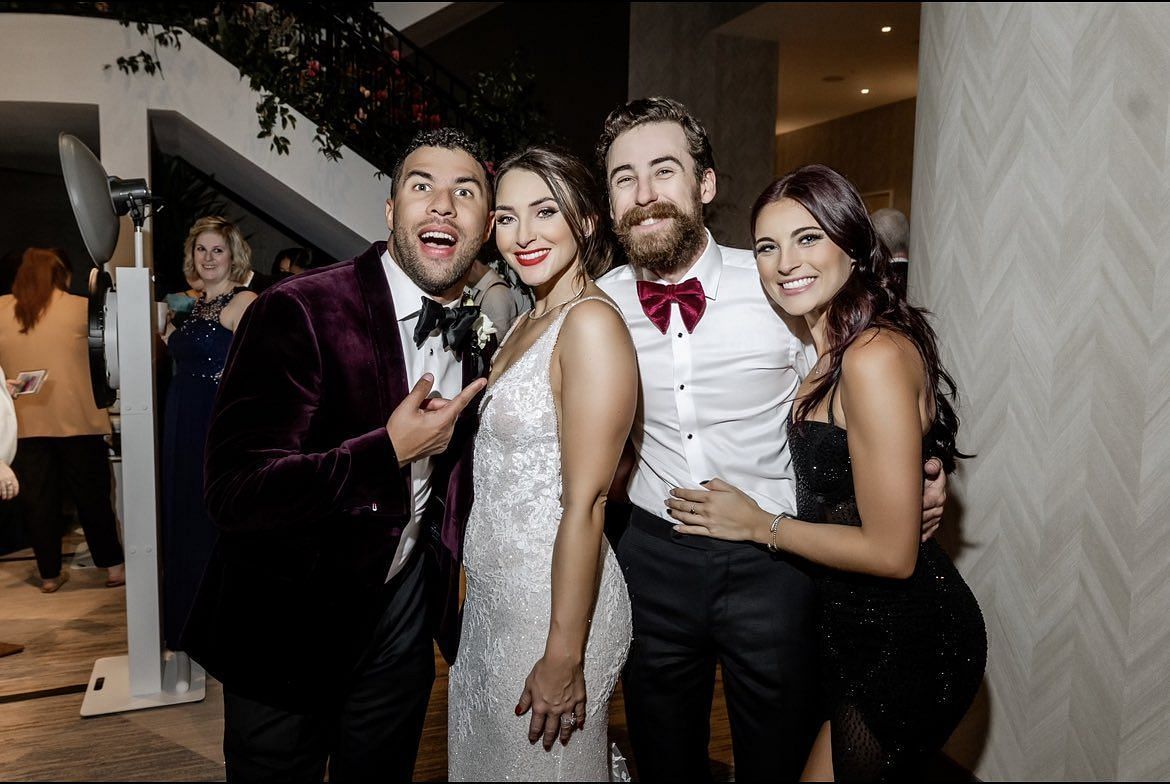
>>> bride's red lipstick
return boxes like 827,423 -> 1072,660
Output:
514,248 -> 551,267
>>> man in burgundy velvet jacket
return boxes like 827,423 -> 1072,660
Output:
183,129 -> 495,783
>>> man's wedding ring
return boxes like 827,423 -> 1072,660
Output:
690,505 -> 696,514
560,714 -> 575,727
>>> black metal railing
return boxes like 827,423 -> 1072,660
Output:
290,2 -> 496,165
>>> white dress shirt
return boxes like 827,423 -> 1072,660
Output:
382,249 -> 465,580
598,232 -> 816,523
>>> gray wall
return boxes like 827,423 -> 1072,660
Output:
0,168 -> 93,293
776,98 -> 917,219
913,3 -> 1170,780
423,1 -> 629,162
628,2 -> 777,248
0,163 -> 309,298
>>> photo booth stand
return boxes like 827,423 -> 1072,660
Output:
59,132 -> 206,716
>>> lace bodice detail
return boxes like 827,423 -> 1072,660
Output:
190,286 -> 246,322
169,287 -> 246,381
449,297 -> 633,781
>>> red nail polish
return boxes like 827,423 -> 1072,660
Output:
515,705 -> 522,715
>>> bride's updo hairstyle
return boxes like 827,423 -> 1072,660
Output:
493,146 -> 615,279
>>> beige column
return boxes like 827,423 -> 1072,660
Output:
99,99 -> 153,270
628,3 -> 777,247
913,3 -> 1170,780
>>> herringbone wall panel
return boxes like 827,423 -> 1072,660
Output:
913,3 -> 1170,780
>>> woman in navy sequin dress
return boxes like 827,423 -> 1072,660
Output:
665,166 -> 985,781
161,217 -> 256,650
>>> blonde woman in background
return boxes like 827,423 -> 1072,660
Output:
0,248 -> 125,593
160,216 -> 256,651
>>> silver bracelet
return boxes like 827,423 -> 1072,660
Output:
768,512 -> 792,553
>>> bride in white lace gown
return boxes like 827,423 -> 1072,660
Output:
448,148 -> 636,782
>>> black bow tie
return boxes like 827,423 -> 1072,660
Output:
413,297 -> 480,356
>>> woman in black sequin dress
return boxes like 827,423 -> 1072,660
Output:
665,165 -> 986,781
160,217 -> 256,650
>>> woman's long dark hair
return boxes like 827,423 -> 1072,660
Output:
751,164 -> 967,472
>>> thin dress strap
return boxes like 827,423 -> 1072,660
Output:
547,294 -> 623,354
543,296 -> 623,379
560,295 -> 621,318
827,380 -> 840,427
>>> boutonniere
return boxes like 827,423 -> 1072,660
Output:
460,293 -> 497,351
472,312 -> 496,351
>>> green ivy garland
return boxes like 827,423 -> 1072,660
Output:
89,2 -> 555,171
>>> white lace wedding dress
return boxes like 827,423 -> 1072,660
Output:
448,298 -> 633,782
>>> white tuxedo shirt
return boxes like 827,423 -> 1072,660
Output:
381,249 -> 464,579
598,232 -> 815,523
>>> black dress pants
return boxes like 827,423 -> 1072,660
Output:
12,436 -> 124,579
616,505 -> 822,782
222,553 -> 435,784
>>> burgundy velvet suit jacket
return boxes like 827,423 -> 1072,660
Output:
183,242 -> 485,711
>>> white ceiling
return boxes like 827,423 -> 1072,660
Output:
718,2 -> 921,135
373,2 -> 454,32
373,1 -> 500,47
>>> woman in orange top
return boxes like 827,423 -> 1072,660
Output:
0,248 -> 125,592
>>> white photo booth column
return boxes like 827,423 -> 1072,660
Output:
59,133 -> 206,716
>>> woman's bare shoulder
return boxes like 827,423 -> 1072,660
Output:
842,328 -> 925,389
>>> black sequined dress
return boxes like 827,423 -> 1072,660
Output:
789,405 -> 986,782
161,287 -> 246,649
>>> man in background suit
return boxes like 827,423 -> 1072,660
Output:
183,128 -> 494,784
245,247 -> 315,294
871,207 -> 910,299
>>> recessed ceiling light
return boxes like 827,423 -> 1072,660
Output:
881,25 -> 892,33
860,88 -> 870,95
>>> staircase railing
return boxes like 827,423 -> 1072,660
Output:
0,2 -> 505,172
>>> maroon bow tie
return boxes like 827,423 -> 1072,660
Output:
636,278 -> 707,334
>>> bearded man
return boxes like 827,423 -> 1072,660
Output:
595,98 -> 948,781
183,129 -> 493,784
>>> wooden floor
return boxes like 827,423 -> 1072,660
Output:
0,533 -> 977,781
0,533 -> 733,782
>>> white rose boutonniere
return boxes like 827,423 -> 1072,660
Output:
472,312 -> 497,350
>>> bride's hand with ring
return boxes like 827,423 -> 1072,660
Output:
515,647 -> 587,750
